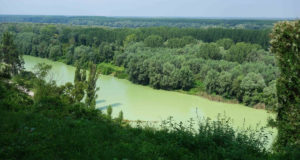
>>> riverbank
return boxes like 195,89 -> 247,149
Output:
23,55 -> 277,149
23,55 -> 275,125
97,64 -> 268,110
55,56 -> 261,109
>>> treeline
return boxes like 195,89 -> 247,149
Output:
0,23 -> 278,108
0,15 -> 280,29
0,23 -> 270,50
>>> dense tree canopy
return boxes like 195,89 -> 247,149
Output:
269,20 -> 300,151
0,23 -> 279,109
144,35 -> 163,48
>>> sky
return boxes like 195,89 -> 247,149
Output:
0,0 -> 299,18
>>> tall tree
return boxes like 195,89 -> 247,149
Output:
74,64 -> 86,103
0,32 -> 23,76
270,20 -> 300,151
85,62 -> 99,109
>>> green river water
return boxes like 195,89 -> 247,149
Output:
24,55 -> 276,146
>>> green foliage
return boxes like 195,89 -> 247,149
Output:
0,107 -> 275,160
165,36 -> 196,48
217,71 -> 233,98
15,32 -> 36,55
179,66 -> 194,90
40,25 -> 57,37
124,49 -> 195,90
0,23 -> 279,108
0,60 -> 289,159
216,38 -> 234,50
204,70 -> 220,94
49,44 -> 62,61
98,42 -> 115,62
65,45 -> 75,64
240,72 -> 266,106
73,45 -> 96,65
107,105 -> 113,119
197,43 -> 222,60
116,41 -> 278,105
269,20 -> 300,151
36,41 -> 49,58
117,111 -> 124,124
166,38 -> 183,48
85,62 -> 99,109
0,77 -> 274,159
32,63 -> 52,80
74,64 -> 86,103
123,34 -> 137,47
0,32 -> 23,77
12,71 -> 37,89
231,75 -> 244,102
0,80 -> 33,111
226,42 -> 261,63
1,19 -> 298,159
262,81 -> 277,109
97,62 -> 124,76
144,35 -> 163,48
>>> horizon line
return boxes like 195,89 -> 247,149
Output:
0,14 -> 298,20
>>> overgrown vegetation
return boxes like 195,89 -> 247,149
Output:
0,93 -> 274,160
269,20 -> 300,153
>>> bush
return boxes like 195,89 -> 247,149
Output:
97,62 -> 125,76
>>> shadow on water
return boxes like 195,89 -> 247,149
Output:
96,100 -> 106,104
98,103 -> 122,110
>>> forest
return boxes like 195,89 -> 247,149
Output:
0,15 -> 280,29
0,20 -> 299,160
0,23 -> 278,109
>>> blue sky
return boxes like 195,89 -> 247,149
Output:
0,0 -> 299,18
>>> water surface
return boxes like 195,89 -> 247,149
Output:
24,55 -> 275,130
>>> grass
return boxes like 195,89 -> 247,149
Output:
0,109 -> 271,160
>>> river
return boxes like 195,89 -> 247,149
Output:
24,55 -> 276,145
